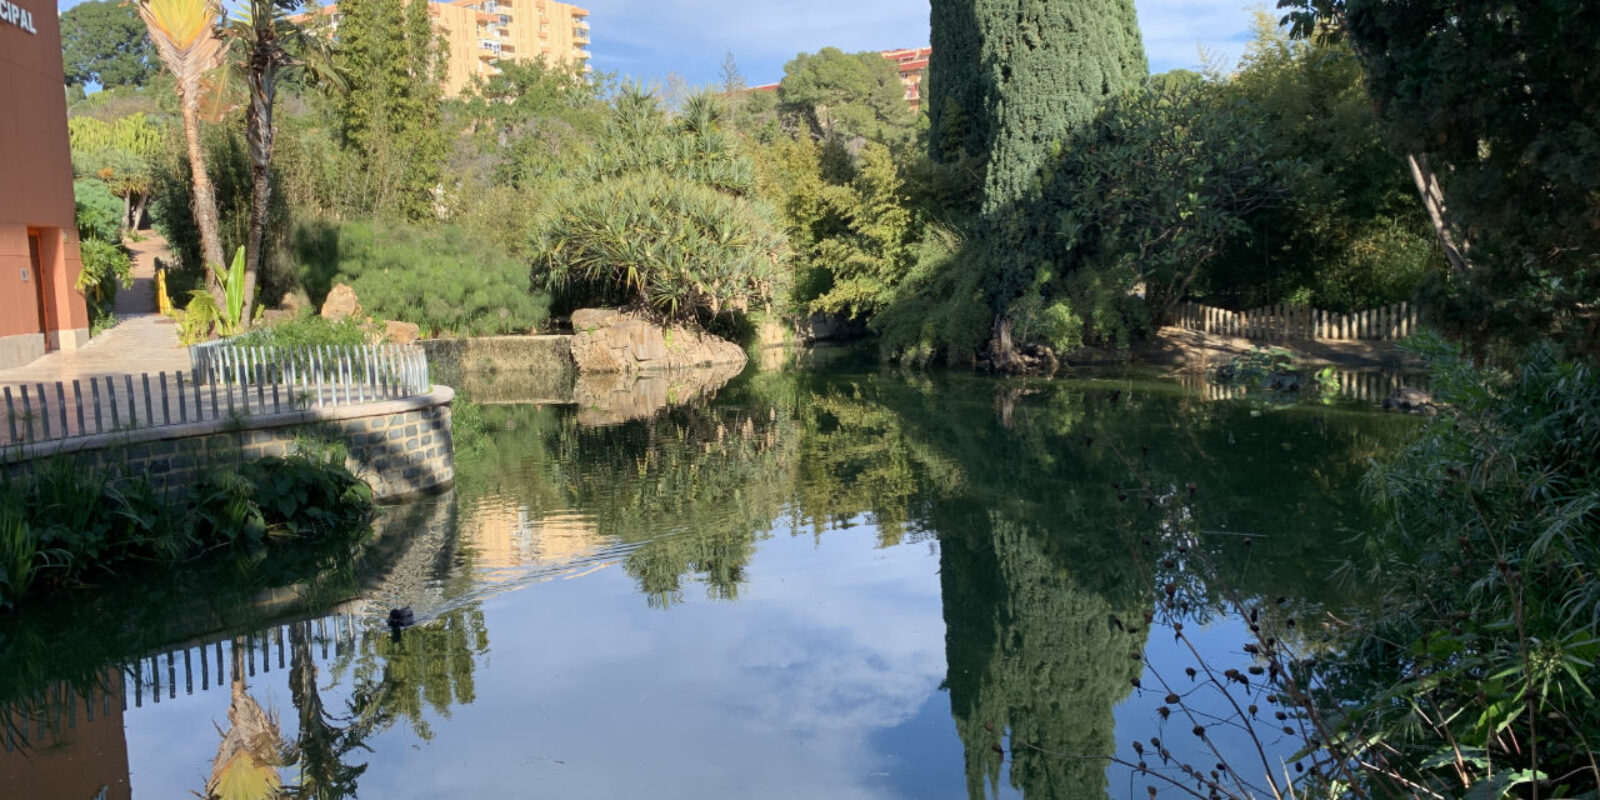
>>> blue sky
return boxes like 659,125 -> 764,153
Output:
59,0 -> 1262,86
578,0 -> 1261,87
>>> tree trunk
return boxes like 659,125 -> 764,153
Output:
180,85 -> 228,310
1407,153 -> 1470,273
130,193 -> 149,231
988,314 -> 1019,372
242,42 -> 279,327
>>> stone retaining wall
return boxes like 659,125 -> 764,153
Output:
0,388 -> 456,502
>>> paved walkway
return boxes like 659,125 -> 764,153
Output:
113,232 -> 166,316
0,233 -> 188,387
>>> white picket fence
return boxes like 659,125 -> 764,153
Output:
1172,301 -> 1419,341
0,344 -> 430,447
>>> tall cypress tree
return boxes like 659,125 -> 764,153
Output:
926,0 -> 1147,366
930,0 -> 1147,214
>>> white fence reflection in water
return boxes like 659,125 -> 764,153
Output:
0,344 -> 430,446
1183,370 -> 1429,403
0,613 -> 365,752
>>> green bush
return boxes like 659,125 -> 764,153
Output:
0,451 -> 373,610
1318,338 -> 1600,797
234,314 -> 368,348
294,220 -> 551,337
76,237 -> 133,330
532,87 -> 788,324
533,170 -> 789,321
73,178 -> 123,243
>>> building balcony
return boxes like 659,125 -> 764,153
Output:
573,28 -> 589,42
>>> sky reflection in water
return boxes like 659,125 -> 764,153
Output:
2,369 -> 1420,798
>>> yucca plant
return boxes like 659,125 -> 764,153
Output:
137,0 -> 231,308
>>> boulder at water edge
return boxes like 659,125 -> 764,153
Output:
568,308 -> 747,374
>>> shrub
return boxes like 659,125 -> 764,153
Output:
532,170 -> 789,321
0,451 -> 373,609
73,178 -> 123,242
234,314 -> 368,348
1316,338 -> 1600,797
76,237 -> 133,329
532,87 -> 788,324
294,220 -> 551,337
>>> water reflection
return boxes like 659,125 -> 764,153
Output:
0,368 -> 1418,798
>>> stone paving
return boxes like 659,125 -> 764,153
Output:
0,233 -> 188,387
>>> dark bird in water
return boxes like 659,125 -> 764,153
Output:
387,607 -> 416,629
1110,390 -> 1123,403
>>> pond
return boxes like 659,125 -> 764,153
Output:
0,367 -> 1421,799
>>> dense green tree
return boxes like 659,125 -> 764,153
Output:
918,0 -> 1148,368
1200,15 -> 1440,312
61,0 -> 159,89
793,141 -> 919,320
68,112 -> 165,231
777,48 -> 913,145
331,0 -> 447,219
1279,0 -> 1600,341
928,0 -> 1147,214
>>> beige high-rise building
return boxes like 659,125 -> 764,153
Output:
430,0 -> 591,96
299,0 -> 591,98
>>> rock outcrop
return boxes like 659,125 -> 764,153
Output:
384,320 -> 421,344
568,308 -> 746,374
320,284 -> 361,322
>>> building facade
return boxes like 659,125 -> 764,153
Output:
304,0 -> 591,97
0,0 -> 92,370
432,0 -> 591,97
880,47 -> 931,112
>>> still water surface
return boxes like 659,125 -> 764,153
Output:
0,368 -> 1419,798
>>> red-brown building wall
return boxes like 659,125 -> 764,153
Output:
0,0 -> 91,369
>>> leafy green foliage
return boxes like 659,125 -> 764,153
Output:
532,88 -> 788,323
535,171 -> 788,321
777,48 -> 913,145
329,0 -> 448,220
234,314 -> 367,348
76,237 -> 134,327
1280,0 -> 1600,342
60,0 -> 159,89
1033,79 -> 1286,333
295,220 -> 551,336
0,452 -> 372,609
1199,15 -> 1440,312
73,178 -> 124,243
1316,339 -> 1600,797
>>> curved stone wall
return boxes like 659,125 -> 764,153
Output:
0,387 -> 456,502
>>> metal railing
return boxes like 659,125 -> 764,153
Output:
1,344 -> 430,446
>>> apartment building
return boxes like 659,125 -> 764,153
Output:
432,0 -> 591,96
0,0 -> 92,370
302,0 -> 591,97
880,47 -> 931,112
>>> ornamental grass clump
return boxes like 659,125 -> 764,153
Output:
532,86 -> 790,324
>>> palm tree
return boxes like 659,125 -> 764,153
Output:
137,0 -> 230,308
227,0 -> 343,324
